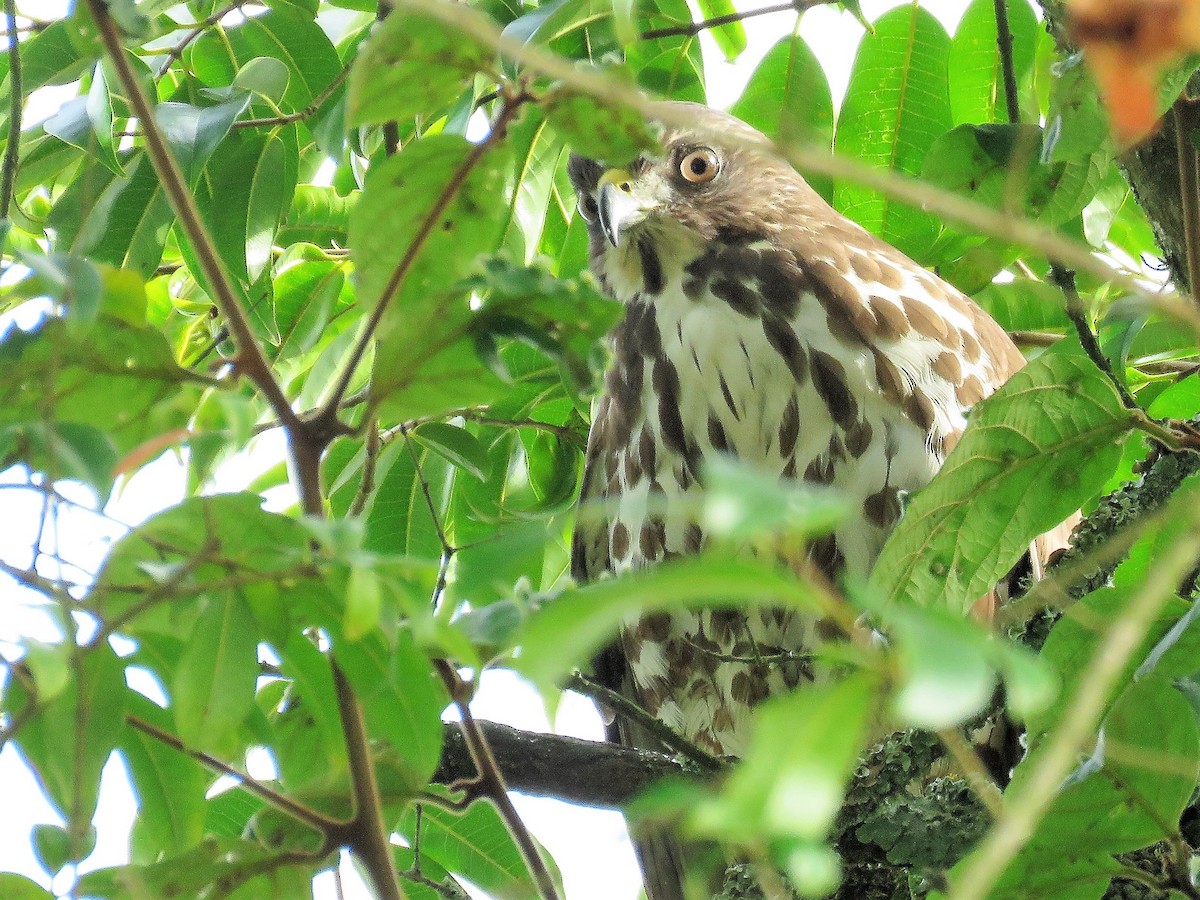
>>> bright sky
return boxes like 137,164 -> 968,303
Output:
0,1 -> 979,897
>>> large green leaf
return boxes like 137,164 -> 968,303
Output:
834,5 -> 952,260
0,313 -> 198,459
93,494 -> 321,640
347,8 -> 493,125
12,643 -> 128,846
693,0 -> 745,61
172,592 -> 261,751
872,342 -> 1134,612
948,0 -> 1038,125
121,693 -> 208,859
397,800 -> 563,899
353,134 -> 510,419
190,9 -> 342,115
335,630 -> 447,794
516,552 -> 822,693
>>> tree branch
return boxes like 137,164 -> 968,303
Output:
1,0 -> 22,224
435,662 -> 561,900
992,0 -> 1021,125
318,90 -> 529,421
1174,100 -> 1200,298
85,0 -> 303,436
434,719 -> 691,808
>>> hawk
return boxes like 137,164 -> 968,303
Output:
568,102 -> 1068,899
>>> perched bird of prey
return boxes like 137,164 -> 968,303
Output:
568,102 -> 1067,899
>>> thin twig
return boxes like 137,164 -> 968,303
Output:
126,713 -> 343,837
318,92 -> 529,419
232,66 -> 350,129
1050,265 -> 1139,410
567,671 -> 723,771
992,0 -> 1021,125
435,661 -> 561,900
0,0 -> 22,222
936,727 -> 1002,817
1175,100 -> 1200,299
948,516 -> 1200,898
156,0 -> 250,77
640,0 -> 830,41
347,419 -> 381,517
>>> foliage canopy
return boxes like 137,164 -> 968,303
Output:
3,0 -> 1200,897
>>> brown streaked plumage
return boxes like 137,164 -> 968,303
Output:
567,102 -> 1072,900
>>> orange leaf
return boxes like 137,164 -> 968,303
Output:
113,428 -> 193,477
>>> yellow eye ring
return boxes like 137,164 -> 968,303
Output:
679,148 -> 720,184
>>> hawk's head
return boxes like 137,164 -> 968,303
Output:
567,102 -> 828,299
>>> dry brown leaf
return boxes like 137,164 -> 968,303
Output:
1067,0 -> 1200,143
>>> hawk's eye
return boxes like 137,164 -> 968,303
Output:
679,148 -> 720,184
578,194 -> 599,222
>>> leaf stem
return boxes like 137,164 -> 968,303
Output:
1049,265 -> 1139,410
567,671 -> 723,770
126,712 -> 345,837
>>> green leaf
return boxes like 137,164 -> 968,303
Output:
729,34 -> 834,198
627,0 -> 705,103
94,494 -> 319,640
694,0 -> 746,61
47,154 -> 175,277
122,693 -> 208,858
872,341 -> 1134,612
271,259 -> 350,360
156,96 -> 253,185
278,632 -> 348,779
0,873 -> 54,899
33,822 -> 93,875
542,86 -> 658,164
13,642 -> 128,838
336,631 -> 447,794
173,592 -> 261,751
355,134 -> 510,419
347,8 -> 493,125
688,673 -> 877,846
398,799 -> 562,898
888,607 -> 996,728
343,563 -> 383,640
0,314 -> 197,458
834,5 -> 952,260
948,0 -> 1038,125
200,127 -> 299,286
502,107 -> 569,261
700,455 -> 847,543
364,439 -> 451,559
517,552 -> 822,693
190,9 -> 342,115
972,277 -> 1071,333
234,56 -> 291,105
411,422 -> 490,481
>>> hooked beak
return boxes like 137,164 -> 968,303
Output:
597,167 -> 641,248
